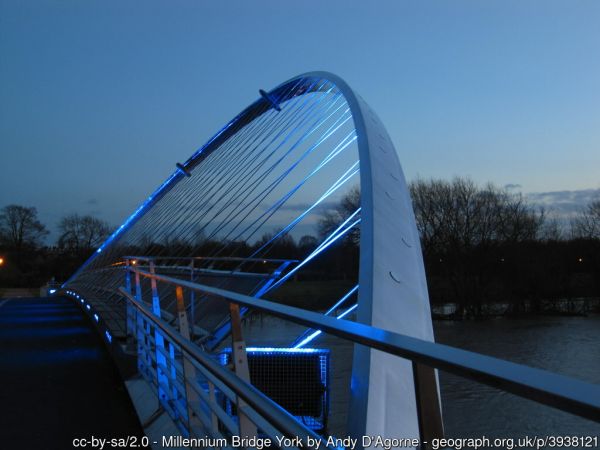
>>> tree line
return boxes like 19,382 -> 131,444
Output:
0,205 -> 111,286
1,177 -> 599,317
409,178 -> 600,317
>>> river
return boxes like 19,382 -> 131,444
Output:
242,313 -> 600,440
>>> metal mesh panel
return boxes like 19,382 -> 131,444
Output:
220,348 -> 330,433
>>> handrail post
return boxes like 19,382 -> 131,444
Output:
134,270 -> 146,372
124,259 -> 136,347
229,301 -> 257,438
175,286 -> 205,435
190,259 -> 195,341
132,276 -> 159,411
412,362 -> 444,449
149,260 -> 172,412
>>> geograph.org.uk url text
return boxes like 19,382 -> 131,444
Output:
425,435 -> 598,450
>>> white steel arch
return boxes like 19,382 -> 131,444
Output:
302,72 -> 440,442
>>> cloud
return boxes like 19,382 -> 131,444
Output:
526,188 -> 600,216
504,183 -> 522,190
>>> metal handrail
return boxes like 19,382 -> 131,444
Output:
123,255 -> 298,264
117,287 -> 328,449
127,266 -> 600,423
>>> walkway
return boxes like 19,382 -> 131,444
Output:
0,297 -> 143,449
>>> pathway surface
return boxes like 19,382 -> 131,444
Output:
0,296 -> 143,449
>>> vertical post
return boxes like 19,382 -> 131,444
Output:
175,286 -> 206,435
208,381 -> 219,432
134,270 -> 145,373
134,271 -> 155,420
412,362 -> 444,449
125,259 -> 135,346
149,260 -> 171,409
190,259 -> 195,341
229,302 -> 256,438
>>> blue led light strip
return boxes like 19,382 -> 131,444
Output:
265,208 -> 361,293
246,160 -> 359,260
293,303 -> 358,349
126,79 -> 334,260
226,128 -> 357,248
202,101 -> 351,248
291,284 -> 359,348
63,78 -> 309,285
62,169 -> 182,285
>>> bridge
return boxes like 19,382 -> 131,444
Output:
2,72 -> 599,449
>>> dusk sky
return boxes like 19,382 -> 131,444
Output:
1,1 -> 599,241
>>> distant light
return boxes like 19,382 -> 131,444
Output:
49,289 -> 56,294
86,304 -> 91,310
0,257 -> 4,266
105,331 -> 112,343
131,260 -> 137,266
578,257 -> 583,262
80,299 -> 84,304
94,314 -> 99,322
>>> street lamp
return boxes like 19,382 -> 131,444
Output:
0,256 -> 4,266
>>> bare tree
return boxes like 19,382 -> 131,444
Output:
572,200 -> 600,239
298,234 -> 318,251
0,205 -> 48,251
409,177 -> 543,316
57,214 -> 111,252
538,211 -> 564,242
318,186 -> 361,246
410,177 -> 542,251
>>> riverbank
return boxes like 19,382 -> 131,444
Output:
432,297 -> 600,319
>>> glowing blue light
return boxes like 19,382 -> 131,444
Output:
105,331 -> 112,343
337,303 -> 357,319
234,114 -> 354,241
80,299 -> 84,304
245,347 -> 320,354
94,314 -> 99,322
49,289 -> 56,294
248,159 -> 359,259
293,331 -> 322,349
63,166 -> 182,285
86,304 -> 91,310
267,209 -> 361,293
293,285 -> 359,348
294,304 -> 358,349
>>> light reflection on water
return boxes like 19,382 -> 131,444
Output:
242,314 -> 600,439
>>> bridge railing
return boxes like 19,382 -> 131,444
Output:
119,286 -> 323,448
114,266 -> 600,448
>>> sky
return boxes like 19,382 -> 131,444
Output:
1,1 -> 599,241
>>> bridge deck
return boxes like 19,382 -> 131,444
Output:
0,296 -> 143,449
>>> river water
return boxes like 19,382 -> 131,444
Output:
242,314 -> 600,440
